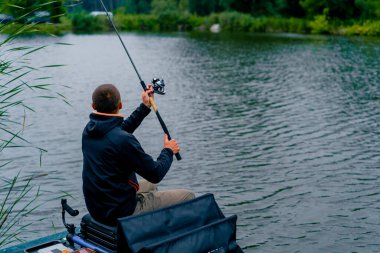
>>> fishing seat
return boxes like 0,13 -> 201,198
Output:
79,194 -> 243,253
80,214 -> 118,253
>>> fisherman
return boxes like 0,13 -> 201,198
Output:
82,84 -> 195,226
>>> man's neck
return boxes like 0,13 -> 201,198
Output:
93,111 -> 124,118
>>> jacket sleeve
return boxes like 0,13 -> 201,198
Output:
121,103 -> 151,134
124,135 -> 173,183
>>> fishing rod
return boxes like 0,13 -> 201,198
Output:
98,0 -> 181,161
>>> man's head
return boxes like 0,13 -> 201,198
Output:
92,84 -> 122,113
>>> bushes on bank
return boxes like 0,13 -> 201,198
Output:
309,15 -> 330,34
12,10 -> 378,36
113,12 -> 204,32
344,20 -> 380,36
114,14 -> 157,31
70,12 -> 110,33
204,13 -> 309,33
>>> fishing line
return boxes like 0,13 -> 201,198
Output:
99,0 -> 143,83
98,0 -> 182,161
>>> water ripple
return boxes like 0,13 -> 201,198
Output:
3,33 -> 380,252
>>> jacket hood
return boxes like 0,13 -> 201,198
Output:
85,113 -> 124,137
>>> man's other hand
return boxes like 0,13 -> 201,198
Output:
142,84 -> 154,108
164,134 -> 180,154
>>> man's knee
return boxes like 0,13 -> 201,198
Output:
178,189 -> 195,201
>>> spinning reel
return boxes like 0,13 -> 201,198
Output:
152,78 -> 166,95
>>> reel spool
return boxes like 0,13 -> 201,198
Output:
152,78 -> 166,95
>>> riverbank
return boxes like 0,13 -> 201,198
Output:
1,12 -> 380,36
114,12 -> 380,36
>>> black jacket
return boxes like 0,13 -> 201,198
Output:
82,103 -> 173,225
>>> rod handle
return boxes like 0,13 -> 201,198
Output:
175,152 -> 182,161
156,111 -> 182,161
142,81 -> 182,161
166,131 -> 182,160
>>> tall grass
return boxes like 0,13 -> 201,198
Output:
0,173 -> 42,248
0,2 -> 69,248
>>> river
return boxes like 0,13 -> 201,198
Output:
1,32 -> 380,252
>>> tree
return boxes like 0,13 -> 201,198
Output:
355,0 -> 380,19
178,0 -> 189,13
299,0 -> 327,17
125,0 -> 152,14
151,0 -> 177,14
300,0 -> 360,19
276,0 -> 305,17
188,0 -> 218,16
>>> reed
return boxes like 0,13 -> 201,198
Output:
0,2 -> 69,248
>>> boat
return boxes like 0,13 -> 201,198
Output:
0,194 -> 243,253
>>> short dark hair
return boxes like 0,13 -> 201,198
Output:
92,84 -> 121,113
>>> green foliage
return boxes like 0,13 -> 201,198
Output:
204,12 -> 309,33
114,12 -> 205,32
111,10 -> 380,36
156,12 -> 180,30
50,0 -> 66,23
0,29 -> 68,151
151,0 -> 178,15
2,0 -> 380,36
1,19 -> 72,35
300,0 -> 327,17
125,0 -> 152,14
114,13 -> 158,31
178,0 -> 189,14
345,20 -> 380,36
188,0 -> 219,16
0,173 -> 41,248
300,0 -> 360,19
309,14 -> 330,34
276,0 -> 305,17
70,12 -> 110,33
355,0 -> 380,19
3,0 -> 66,23
0,2 -> 69,247
207,12 -> 253,32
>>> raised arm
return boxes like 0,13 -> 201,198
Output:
121,85 -> 154,133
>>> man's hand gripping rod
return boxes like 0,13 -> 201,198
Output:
99,0 -> 181,161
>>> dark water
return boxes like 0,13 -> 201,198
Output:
2,32 -> 380,252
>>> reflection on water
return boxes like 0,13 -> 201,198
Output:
2,32 -> 380,252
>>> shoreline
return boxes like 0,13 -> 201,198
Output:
1,13 -> 379,37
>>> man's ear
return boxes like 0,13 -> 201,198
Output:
119,101 -> 123,110
92,102 -> 96,110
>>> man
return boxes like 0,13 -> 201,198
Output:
82,84 -> 194,226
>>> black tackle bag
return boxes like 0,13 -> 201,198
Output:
117,193 -> 243,253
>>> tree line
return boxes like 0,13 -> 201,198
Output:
81,0 -> 380,20
2,0 -> 379,21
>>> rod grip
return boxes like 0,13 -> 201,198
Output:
143,80 -> 181,161
156,111 -> 182,161
175,152 -> 182,161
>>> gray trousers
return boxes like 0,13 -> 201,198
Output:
133,180 -> 195,215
